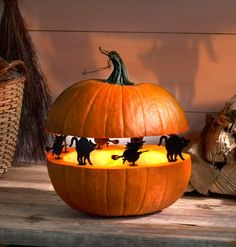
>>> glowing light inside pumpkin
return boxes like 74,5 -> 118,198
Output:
62,145 -> 189,168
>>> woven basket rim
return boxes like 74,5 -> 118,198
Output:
0,76 -> 26,87
0,59 -> 27,87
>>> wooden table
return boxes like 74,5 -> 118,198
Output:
0,165 -> 235,247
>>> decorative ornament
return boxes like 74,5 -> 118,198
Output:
112,139 -> 147,166
46,135 -> 67,159
69,137 -> 96,165
46,48 -> 191,216
94,138 -> 119,149
158,134 -> 191,162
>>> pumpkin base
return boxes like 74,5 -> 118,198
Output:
47,146 -> 191,216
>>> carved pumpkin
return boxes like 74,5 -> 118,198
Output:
46,48 -> 188,137
46,48 -> 191,216
47,146 -> 191,216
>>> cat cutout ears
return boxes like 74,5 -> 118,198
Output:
158,134 -> 190,162
46,135 -> 191,165
69,137 -> 97,165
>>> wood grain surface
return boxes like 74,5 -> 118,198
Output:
0,165 -> 235,246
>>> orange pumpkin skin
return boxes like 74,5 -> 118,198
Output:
47,151 -> 191,216
46,49 -> 191,216
46,80 -> 189,138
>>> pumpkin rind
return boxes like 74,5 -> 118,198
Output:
47,149 -> 191,216
46,80 -> 189,138
46,49 -> 191,217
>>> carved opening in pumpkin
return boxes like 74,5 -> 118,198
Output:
45,48 -> 192,216
56,145 -> 190,168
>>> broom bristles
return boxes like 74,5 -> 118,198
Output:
0,0 -> 52,163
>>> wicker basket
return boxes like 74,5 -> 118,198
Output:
0,58 -> 26,177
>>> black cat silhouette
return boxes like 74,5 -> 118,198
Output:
69,137 -> 96,165
158,134 -> 190,162
46,135 -> 66,159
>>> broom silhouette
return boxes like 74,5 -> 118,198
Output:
111,151 -> 148,161
112,150 -> 148,166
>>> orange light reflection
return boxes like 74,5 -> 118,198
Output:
63,145 -> 188,168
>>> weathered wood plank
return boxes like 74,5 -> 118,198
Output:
0,166 -> 235,246
20,0 -> 236,34
1,187 -> 235,227
29,31 -> 235,113
1,227 -> 234,247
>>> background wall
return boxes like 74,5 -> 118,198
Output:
18,0 -> 236,134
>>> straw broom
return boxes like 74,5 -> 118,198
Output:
0,0 -> 52,163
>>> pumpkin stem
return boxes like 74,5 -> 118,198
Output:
99,47 -> 134,85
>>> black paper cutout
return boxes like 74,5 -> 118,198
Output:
69,137 -> 96,165
46,135 -> 67,159
158,134 -> 190,162
94,138 -> 119,149
112,138 -> 148,166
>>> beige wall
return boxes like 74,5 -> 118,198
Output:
19,0 -> 236,133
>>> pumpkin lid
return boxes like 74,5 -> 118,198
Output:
46,48 -> 189,138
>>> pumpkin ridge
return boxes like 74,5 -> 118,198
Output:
132,86 -> 147,136
64,166 -> 79,209
82,168 -> 89,212
163,87 -> 189,133
153,92 -> 164,134
136,168 -> 148,215
105,169 -> 109,216
81,168 -> 86,210
106,85 -> 125,137
145,84 -> 165,134
172,162 -> 189,206
46,81 -> 85,134
61,81 -> 91,135
166,97 -> 182,134
168,164 -> 179,206
141,83 -> 164,135
121,85 -> 136,137
121,168 -> 127,215
121,86 -> 125,137
172,99 -> 183,132
158,91 -> 179,134
165,99 -> 176,134
81,83 -> 106,136
104,86 -> 113,137
48,162 -> 77,209
157,168 -> 167,210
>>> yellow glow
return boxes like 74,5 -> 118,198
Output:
62,145 -> 189,168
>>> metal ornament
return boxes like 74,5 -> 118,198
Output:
69,137 -> 96,165
46,135 -> 67,159
94,138 -> 119,149
158,134 -> 190,162
112,138 -> 148,166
